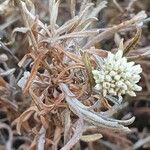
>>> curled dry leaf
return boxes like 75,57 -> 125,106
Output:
1,0 -> 149,149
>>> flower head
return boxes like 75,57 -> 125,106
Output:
92,50 -> 142,97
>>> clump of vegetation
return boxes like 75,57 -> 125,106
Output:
0,0 -> 150,150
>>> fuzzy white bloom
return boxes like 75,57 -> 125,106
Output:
17,71 -> 30,90
92,50 -> 142,97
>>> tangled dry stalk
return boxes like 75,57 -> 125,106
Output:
0,0 -> 150,150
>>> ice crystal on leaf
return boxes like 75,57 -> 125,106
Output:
92,50 -> 142,97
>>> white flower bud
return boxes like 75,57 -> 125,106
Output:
113,63 -> 119,71
118,65 -> 125,72
125,81 -> 132,87
114,75 -> 121,81
103,89 -> 107,97
103,82 -> 110,89
132,75 -> 141,83
110,83 -> 115,88
127,62 -> 135,68
105,75 -> 112,82
125,72 -> 132,78
109,71 -> 116,76
131,65 -> 142,74
121,84 -> 127,91
133,84 -> 142,91
109,88 -> 116,95
127,91 -> 136,97
116,81 -> 122,87
95,84 -> 102,90
92,70 -> 100,75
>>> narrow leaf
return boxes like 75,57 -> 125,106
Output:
82,52 -> 95,90
60,119 -> 84,150
124,27 -> 142,55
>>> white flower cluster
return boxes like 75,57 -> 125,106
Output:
92,50 -> 142,97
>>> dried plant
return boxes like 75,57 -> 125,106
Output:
0,0 -> 150,150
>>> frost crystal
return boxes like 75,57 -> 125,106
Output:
92,50 -> 142,97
